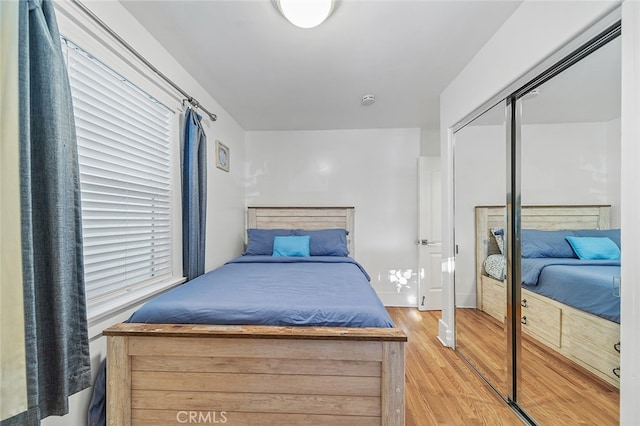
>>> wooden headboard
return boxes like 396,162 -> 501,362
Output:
475,205 -> 611,286
247,206 -> 355,256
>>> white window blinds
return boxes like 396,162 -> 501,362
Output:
63,38 -> 179,320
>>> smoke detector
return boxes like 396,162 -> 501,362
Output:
361,95 -> 376,107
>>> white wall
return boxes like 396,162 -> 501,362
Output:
454,120 -> 621,307
440,0 -> 640,422
420,127 -> 440,156
246,128 -> 420,306
45,1 -> 246,425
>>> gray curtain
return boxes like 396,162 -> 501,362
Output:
182,108 -> 207,280
3,0 -> 91,423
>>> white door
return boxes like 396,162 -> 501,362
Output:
418,156 -> 442,310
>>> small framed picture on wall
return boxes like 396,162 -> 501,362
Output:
215,140 -> 230,172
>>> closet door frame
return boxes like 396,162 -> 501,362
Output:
505,95 -> 521,405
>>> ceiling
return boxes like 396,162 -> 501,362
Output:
120,0 -> 522,131
468,34 -> 621,128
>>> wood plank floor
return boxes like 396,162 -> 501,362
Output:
388,307 -> 620,425
387,308 -> 522,425
456,308 -> 619,425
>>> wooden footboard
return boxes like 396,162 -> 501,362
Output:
104,324 -> 406,426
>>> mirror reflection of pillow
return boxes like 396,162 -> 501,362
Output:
572,228 -> 621,249
565,236 -> 621,260
522,229 -> 576,258
490,227 -> 504,254
484,254 -> 505,280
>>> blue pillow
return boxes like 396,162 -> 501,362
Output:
565,236 -> 621,260
244,229 -> 294,255
521,229 -> 577,258
572,228 -> 621,249
272,235 -> 310,257
293,229 -> 349,256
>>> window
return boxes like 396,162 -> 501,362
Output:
62,38 -> 182,321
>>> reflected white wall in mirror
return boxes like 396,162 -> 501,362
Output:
453,100 -> 509,398
454,105 -> 506,307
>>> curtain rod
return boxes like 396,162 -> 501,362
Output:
69,0 -> 218,122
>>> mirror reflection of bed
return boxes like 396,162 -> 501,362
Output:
474,205 -> 619,423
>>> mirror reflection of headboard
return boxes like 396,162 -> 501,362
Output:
475,205 -> 611,287
247,206 -> 355,256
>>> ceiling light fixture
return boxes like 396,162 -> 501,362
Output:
276,0 -> 336,29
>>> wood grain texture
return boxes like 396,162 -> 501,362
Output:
105,322 -> 406,425
478,275 -> 621,388
387,308 -> 521,425
104,322 -> 406,341
132,390 -> 381,416
455,307 -> 509,397
132,371 -> 381,396
132,356 -> 381,376
391,307 -> 619,425
107,335 -> 131,426
131,410 -> 379,426
127,336 -> 384,361
382,342 -> 405,425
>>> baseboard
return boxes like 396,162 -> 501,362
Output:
438,318 -> 454,347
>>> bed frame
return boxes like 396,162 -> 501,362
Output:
104,206 -> 406,426
475,205 -> 620,388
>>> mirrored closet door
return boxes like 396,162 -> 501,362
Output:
454,101 -> 508,398
516,31 -> 621,425
453,17 -> 621,425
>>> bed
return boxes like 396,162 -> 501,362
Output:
475,205 -> 620,387
103,206 -> 406,426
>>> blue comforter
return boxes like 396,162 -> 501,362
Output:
521,258 -> 620,323
128,255 -> 393,327
88,256 -> 392,425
